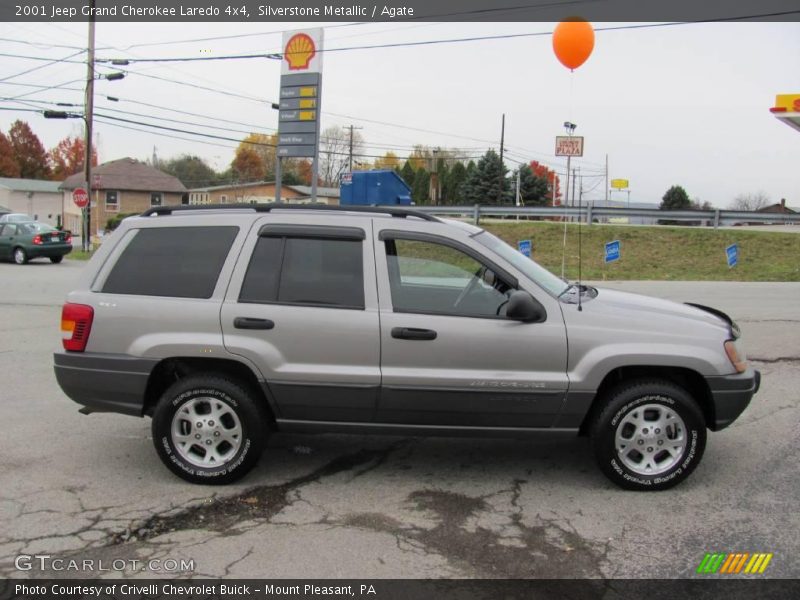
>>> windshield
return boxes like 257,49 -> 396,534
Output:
473,231 -> 569,297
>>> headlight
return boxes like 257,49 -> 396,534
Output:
724,340 -> 747,373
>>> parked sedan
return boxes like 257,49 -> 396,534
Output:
0,213 -> 34,223
0,222 -> 72,264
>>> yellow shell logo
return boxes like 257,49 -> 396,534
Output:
284,33 -> 316,71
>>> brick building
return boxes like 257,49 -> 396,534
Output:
60,158 -> 186,236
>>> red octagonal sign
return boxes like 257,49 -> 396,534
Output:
72,187 -> 89,208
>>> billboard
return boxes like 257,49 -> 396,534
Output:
555,136 -> 584,156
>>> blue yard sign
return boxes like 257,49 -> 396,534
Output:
605,240 -> 621,263
726,243 -> 738,268
518,239 -> 532,258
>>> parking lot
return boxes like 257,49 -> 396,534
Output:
0,258 -> 798,579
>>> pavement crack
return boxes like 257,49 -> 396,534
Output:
341,487 -> 607,579
750,356 -> 800,364
107,440 -> 407,545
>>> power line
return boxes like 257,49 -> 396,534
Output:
96,13 -> 800,65
0,49 -> 86,84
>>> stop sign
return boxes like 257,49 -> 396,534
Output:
72,187 -> 89,208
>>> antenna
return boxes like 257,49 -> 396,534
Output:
577,179 -> 583,312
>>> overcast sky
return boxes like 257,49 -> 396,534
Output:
1,20 -> 798,207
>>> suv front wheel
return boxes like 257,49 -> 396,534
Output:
590,379 -> 707,491
152,375 -> 267,485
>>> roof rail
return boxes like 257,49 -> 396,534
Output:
139,202 -> 441,222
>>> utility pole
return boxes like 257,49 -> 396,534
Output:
498,113 -> 505,204
430,147 -> 440,205
348,124 -> 363,172
83,0 -> 95,252
605,153 -> 609,206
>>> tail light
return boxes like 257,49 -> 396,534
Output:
61,303 -> 94,352
32,234 -> 43,245
65,232 -> 72,243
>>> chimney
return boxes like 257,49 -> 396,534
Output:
781,198 -> 786,209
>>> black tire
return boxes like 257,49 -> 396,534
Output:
152,375 -> 267,485
13,247 -> 27,265
590,379 -> 706,491
50,255 -> 64,264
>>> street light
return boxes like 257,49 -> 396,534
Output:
44,110 -> 90,248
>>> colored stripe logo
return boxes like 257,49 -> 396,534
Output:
697,552 -> 773,574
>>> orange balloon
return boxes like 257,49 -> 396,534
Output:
552,20 -> 595,71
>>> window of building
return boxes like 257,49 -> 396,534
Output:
150,192 -> 162,207
105,191 -> 118,211
220,195 -> 228,203
102,226 -> 238,298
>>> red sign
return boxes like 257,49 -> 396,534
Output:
72,188 -> 89,208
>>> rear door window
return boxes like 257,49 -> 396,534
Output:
239,234 -> 364,309
102,226 -> 238,298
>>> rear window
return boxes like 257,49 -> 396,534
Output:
102,226 -> 238,298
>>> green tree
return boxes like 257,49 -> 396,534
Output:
461,149 -> 508,204
443,161 -> 467,204
400,161 -> 415,188
516,164 -> 549,206
8,120 -> 50,179
412,168 -> 430,204
0,132 -> 21,177
161,154 -> 217,188
660,185 -> 691,210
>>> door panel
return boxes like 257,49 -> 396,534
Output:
375,227 -> 569,427
221,215 -> 380,423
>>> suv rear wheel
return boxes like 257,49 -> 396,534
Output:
590,379 -> 706,491
152,375 -> 267,485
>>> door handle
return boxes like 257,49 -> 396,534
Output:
234,317 -> 275,330
391,327 -> 437,341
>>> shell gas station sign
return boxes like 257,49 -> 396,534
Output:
277,29 -> 323,158
770,94 -> 800,133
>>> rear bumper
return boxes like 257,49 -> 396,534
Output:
705,368 -> 761,431
28,244 -> 72,258
54,352 -> 158,416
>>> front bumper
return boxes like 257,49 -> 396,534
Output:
705,368 -> 761,431
54,351 -> 158,416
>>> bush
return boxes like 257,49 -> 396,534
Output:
105,212 -> 138,232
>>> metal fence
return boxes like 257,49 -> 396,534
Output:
411,205 -> 800,228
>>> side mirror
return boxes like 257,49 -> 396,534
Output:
506,290 -> 546,323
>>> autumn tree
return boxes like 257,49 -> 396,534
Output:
730,192 -> 769,211
373,151 -> 400,170
231,146 -> 266,181
0,132 -> 21,177
530,161 -> 561,205
49,136 -> 98,180
8,120 -> 50,179
161,154 -> 217,188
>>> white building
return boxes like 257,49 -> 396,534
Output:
0,178 -> 63,227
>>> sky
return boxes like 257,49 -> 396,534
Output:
1,20 -> 798,207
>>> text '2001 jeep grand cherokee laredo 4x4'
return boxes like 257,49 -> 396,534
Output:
54,204 -> 760,490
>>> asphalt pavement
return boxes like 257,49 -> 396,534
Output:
0,258 -> 797,579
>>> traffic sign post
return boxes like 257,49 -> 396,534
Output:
518,239 -> 532,258
726,244 -> 738,268
605,240 -> 621,263
72,187 -> 89,209
72,188 -> 89,250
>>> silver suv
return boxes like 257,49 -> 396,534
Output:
54,204 -> 760,490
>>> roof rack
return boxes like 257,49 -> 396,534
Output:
140,202 -> 441,222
